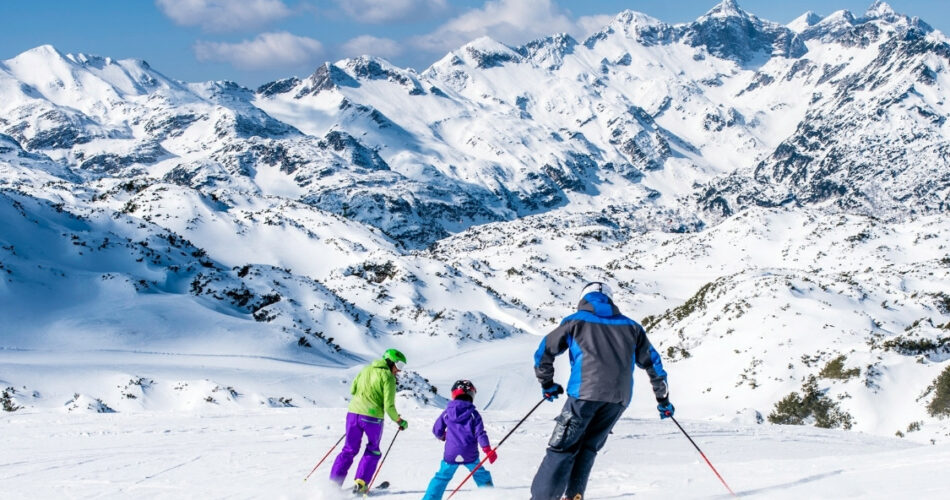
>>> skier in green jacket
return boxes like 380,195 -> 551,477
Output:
329,349 -> 409,493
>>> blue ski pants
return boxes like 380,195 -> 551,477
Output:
422,460 -> 493,500
530,397 -> 626,500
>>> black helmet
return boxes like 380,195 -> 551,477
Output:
451,379 -> 477,400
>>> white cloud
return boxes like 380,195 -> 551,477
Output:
194,32 -> 323,70
156,0 -> 292,32
575,14 -> 614,38
333,0 -> 448,24
410,0 -> 577,53
341,36 -> 404,60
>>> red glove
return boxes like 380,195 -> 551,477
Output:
482,446 -> 497,464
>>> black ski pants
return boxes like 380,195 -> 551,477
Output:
530,397 -> 626,500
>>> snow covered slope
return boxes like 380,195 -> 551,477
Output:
1,0 -> 949,458
2,406 -> 948,499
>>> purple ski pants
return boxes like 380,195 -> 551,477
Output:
329,412 -> 384,484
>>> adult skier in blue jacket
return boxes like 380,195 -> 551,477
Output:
530,281 -> 673,500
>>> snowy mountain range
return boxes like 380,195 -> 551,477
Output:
1,0 -> 949,447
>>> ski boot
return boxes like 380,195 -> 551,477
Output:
351,479 -> 368,495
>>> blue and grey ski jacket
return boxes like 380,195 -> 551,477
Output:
534,291 -> 669,407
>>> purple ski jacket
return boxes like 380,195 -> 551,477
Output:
432,399 -> 491,464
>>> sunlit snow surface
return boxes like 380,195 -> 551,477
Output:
3,404 -> 948,499
2,334 -> 949,499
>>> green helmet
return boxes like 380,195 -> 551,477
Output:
383,348 -> 407,370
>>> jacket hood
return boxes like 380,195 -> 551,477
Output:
578,291 -> 620,317
445,399 -> 476,423
370,359 -> 391,370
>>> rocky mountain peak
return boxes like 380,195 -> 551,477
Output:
700,0 -> 749,21
859,1 -> 931,32
280,62 -> 358,98
582,10 -> 671,49
612,9 -> 665,29
343,55 -> 393,78
517,33 -> 577,70
683,1 -> 806,63
821,9 -> 857,27
459,36 -> 521,68
865,1 -> 897,19
255,76 -> 301,97
788,11 -> 822,33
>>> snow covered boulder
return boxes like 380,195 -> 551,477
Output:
64,394 -> 115,413
732,407 -> 765,425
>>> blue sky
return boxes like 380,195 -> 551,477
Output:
1,1 -> 946,88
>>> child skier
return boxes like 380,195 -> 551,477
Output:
422,379 -> 496,500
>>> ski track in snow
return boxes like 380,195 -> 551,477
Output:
482,377 -> 501,410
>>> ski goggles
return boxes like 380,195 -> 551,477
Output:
393,360 -> 406,371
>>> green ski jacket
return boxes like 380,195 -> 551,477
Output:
347,359 -> 401,422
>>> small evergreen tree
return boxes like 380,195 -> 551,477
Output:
819,355 -> 860,380
1,387 -> 20,412
926,365 -> 950,417
769,389 -> 810,425
768,376 -> 854,429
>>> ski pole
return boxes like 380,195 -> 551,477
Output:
668,415 -> 737,497
447,394 -> 552,499
366,427 -> 401,494
303,433 -> 346,482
